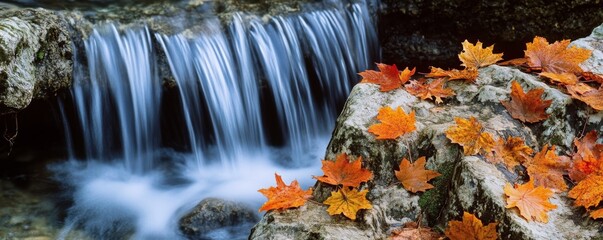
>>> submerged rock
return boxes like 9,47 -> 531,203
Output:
0,8 -> 71,112
179,198 -> 258,239
250,25 -> 603,239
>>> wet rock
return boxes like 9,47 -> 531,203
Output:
179,198 -> 259,239
250,26 -> 603,238
0,8 -> 71,112
380,0 -> 603,70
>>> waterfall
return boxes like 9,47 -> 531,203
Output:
57,0 -> 379,239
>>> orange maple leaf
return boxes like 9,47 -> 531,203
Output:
426,67 -> 478,82
590,208 -> 603,219
368,106 -> 416,140
395,156 -> 441,193
405,78 -> 455,104
258,173 -> 313,212
459,40 -> 503,69
314,153 -> 373,188
323,187 -> 372,220
566,83 -> 603,111
504,180 -> 557,223
540,72 -> 579,85
568,174 -> 603,209
487,136 -> 533,170
524,36 -> 592,74
444,212 -> 498,240
569,131 -> 603,182
501,81 -> 552,123
391,222 -> 442,240
526,145 -> 569,191
359,63 -> 415,92
445,116 -> 495,155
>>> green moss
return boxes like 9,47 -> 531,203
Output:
36,49 -> 45,61
419,161 -> 455,225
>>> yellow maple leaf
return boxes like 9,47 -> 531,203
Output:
323,187 -> 372,220
459,40 -> 504,69
524,36 -> 592,74
568,174 -> 603,209
445,116 -> 495,155
526,145 -> 569,191
258,173 -> 313,212
395,156 -> 441,193
504,180 -> 557,223
540,72 -> 579,85
487,136 -> 533,170
368,106 -> 416,140
314,153 -> 373,188
444,212 -> 498,240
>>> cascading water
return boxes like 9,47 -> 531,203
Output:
56,0 -> 379,239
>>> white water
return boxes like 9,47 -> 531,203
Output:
56,1 -> 379,239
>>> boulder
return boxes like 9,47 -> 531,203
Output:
179,198 -> 259,239
250,25 -> 603,239
0,8 -> 71,111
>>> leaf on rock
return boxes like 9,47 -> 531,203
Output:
323,187 -> 372,220
391,222 -> 442,240
314,153 -> 373,188
368,106 -> 416,140
395,156 -> 441,193
426,67 -> 478,82
568,174 -> 603,209
405,78 -> 455,104
444,212 -> 498,240
258,173 -> 313,212
581,72 -> 603,84
569,131 -> 603,182
566,83 -> 603,111
540,72 -> 579,85
359,63 -> 415,92
458,40 -> 503,69
501,81 -> 552,123
526,145 -> 569,191
445,116 -> 495,155
487,136 -> 533,170
498,58 -> 527,67
590,208 -> 603,219
504,180 -> 557,223
524,36 -> 592,74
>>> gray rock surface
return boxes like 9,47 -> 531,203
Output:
179,198 -> 258,239
0,8 -> 71,111
250,25 -> 603,239
380,0 -> 603,70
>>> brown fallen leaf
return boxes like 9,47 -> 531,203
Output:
445,116 -> 495,155
391,222 -> 443,240
405,78 -> 455,104
487,136 -> 533,171
526,145 -> 569,191
524,36 -> 592,74
566,83 -> 603,111
426,67 -> 478,82
444,212 -> 498,240
540,72 -> 579,85
395,156 -> 441,193
501,81 -> 552,123
569,131 -> 603,182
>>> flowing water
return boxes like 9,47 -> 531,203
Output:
56,0 -> 379,239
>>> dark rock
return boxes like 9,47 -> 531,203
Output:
0,8 -> 72,112
380,0 -> 603,70
179,198 -> 258,239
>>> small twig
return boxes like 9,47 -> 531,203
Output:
3,113 -> 18,156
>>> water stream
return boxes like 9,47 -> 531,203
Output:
56,1 -> 379,239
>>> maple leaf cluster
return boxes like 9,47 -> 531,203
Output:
568,131 -> 603,219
